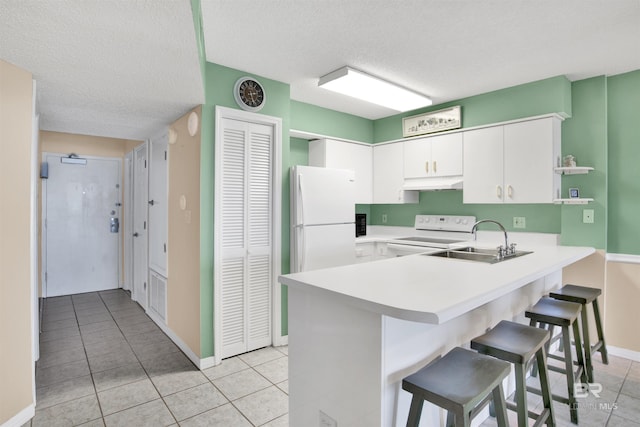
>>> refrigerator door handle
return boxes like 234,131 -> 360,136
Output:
297,172 -> 305,227
299,226 -> 305,272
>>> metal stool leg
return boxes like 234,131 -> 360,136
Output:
406,395 -> 424,427
535,347 -> 556,427
492,383 -> 509,427
592,299 -> 609,364
580,304 -> 594,383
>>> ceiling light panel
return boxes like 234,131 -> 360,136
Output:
318,67 -> 432,112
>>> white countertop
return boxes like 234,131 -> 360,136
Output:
279,244 -> 594,324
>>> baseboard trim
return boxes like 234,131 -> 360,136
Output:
1,403 -> 35,427
606,253 -> 640,264
608,345 -> 640,362
146,310 -> 207,370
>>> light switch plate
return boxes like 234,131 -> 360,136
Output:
513,217 -> 526,229
583,209 -> 594,224
382,214 -> 388,223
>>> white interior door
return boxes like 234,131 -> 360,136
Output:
148,131 -> 168,276
43,153 -> 121,297
133,144 -> 148,309
218,118 -> 273,359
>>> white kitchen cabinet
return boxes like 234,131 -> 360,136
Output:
373,142 -> 418,204
355,242 -> 375,263
309,139 -> 373,204
403,132 -> 463,179
463,116 -> 561,204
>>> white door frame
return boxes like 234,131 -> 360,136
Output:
213,106 -> 282,364
41,152 -> 122,297
132,143 -> 149,309
123,150 -> 134,292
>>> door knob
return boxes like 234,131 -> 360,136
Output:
133,232 -> 139,237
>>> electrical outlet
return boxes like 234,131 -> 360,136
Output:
583,209 -> 594,224
382,214 -> 388,223
513,217 -> 526,229
319,410 -> 337,427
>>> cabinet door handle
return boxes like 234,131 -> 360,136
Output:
425,161 -> 429,174
398,189 -> 402,201
433,160 -> 437,174
496,185 -> 503,199
507,185 -> 513,198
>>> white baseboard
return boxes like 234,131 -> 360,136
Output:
146,310 -> 208,370
608,345 -> 640,362
146,309 -> 289,370
1,403 -> 34,427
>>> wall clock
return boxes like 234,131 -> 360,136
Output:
234,77 -> 266,112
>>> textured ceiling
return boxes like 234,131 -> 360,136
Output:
1,1 -> 638,140
0,0 -> 204,140
201,0 -> 640,120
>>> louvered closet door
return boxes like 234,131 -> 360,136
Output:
220,118 -> 273,359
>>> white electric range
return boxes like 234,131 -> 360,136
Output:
386,215 -> 477,257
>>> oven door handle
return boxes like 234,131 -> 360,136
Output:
387,243 -> 442,256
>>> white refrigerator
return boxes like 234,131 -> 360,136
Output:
290,165 -> 356,272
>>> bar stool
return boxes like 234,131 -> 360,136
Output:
550,284 -> 609,383
471,320 -> 555,427
402,347 -> 510,427
526,297 -> 588,424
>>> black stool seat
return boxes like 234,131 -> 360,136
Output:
550,284 -> 601,304
472,320 -> 550,364
550,284 -> 609,381
402,347 -> 510,427
472,321 -> 555,427
526,297 -> 581,326
526,297 -> 587,424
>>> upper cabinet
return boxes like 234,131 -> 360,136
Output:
373,142 -> 418,204
309,139 -> 373,204
463,116 -> 562,204
403,133 -> 463,179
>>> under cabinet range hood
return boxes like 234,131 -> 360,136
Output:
402,176 -> 464,191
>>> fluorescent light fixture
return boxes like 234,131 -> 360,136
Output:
318,66 -> 432,112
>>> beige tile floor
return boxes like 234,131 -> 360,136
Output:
479,348 -> 640,426
27,288 -> 640,426
27,289 -> 288,426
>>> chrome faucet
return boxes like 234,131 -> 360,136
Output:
471,219 -> 516,259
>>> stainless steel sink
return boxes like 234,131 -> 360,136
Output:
423,247 -> 533,264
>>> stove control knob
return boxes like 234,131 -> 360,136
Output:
462,219 -> 468,225
455,218 -> 461,224
417,217 -> 424,223
424,217 -> 430,223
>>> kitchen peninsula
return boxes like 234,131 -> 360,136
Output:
279,244 -> 594,427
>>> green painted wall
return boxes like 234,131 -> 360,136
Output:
607,70 -> 640,255
370,192 -> 560,233
201,62 -> 291,356
560,77 -> 608,249
291,100 -> 374,143
368,76 -> 572,231
373,75 -> 572,143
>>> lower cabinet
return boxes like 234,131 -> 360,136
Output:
355,242 -> 375,263
149,269 -> 167,323
356,242 -> 395,263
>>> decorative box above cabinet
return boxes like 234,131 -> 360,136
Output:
463,115 -> 562,204
373,142 -> 418,204
309,139 -> 373,204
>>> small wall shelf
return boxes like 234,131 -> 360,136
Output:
554,166 -> 594,175
553,198 -> 594,205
